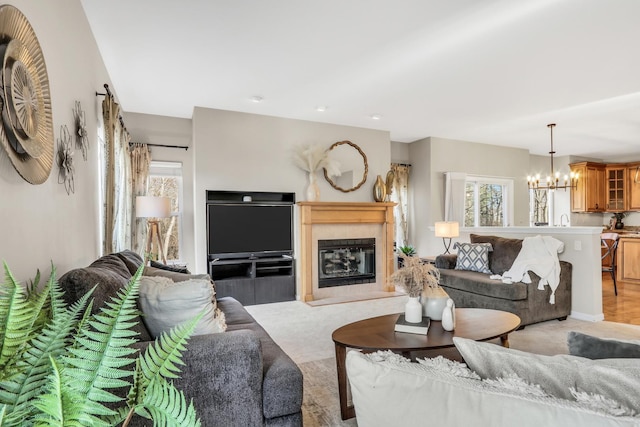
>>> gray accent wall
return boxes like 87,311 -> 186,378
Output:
191,108 -> 392,278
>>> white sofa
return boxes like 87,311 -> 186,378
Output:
346,336 -> 640,427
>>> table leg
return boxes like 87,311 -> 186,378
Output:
334,343 -> 356,420
500,334 -> 510,348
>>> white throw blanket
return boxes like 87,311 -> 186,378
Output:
500,235 -> 564,304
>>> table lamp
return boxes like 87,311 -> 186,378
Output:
136,196 -> 171,264
434,221 -> 459,254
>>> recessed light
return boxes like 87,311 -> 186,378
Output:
316,106 -> 328,112
251,96 -> 263,103
370,114 -> 382,120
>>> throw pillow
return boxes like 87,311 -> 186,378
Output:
143,265 -> 209,283
150,260 -> 191,274
453,337 -> 640,412
567,331 -> 640,359
454,242 -> 492,274
138,276 -> 226,338
470,234 -> 522,275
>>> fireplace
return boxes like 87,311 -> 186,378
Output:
318,238 -> 376,287
298,201 -> 395,302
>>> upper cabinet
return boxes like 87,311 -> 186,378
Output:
627,162 -> 640,211
605,165 -> 626,212
570,162 -> 605,213
571,161 -> 640,213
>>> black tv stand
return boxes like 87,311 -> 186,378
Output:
206,190 -> 296,305
209,255 -> 295,305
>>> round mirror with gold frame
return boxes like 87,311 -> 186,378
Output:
323,140 -> 368,193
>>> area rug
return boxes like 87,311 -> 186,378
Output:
298,318 -> 640,427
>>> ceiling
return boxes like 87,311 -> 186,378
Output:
81,0 -> 640,160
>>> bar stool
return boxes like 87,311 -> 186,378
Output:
601,232 -> 619,296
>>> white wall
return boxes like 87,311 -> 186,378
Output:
390,141 -> 410,163
0,0 -> 112,281
192,108 -> 391,276
408,137 -> 530,257
124,112 -> 196,268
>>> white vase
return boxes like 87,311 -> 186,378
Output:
306,173 -> 320,201
441,298 -> 456,331
404,296 -> 423,323
422,287 -> 449,321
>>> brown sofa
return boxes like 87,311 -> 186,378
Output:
435,234 -> 572,327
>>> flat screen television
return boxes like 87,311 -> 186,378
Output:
207,203 -> 293,259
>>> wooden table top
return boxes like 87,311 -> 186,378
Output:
332,308 -> 521,352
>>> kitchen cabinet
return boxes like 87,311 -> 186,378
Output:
605,166 -> 626,211
617,237 -> 640,284
570,162 -> 605,213
627,162 -> 640,211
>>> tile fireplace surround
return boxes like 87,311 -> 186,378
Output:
298,201 -> 396,302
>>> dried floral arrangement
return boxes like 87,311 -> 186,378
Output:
292,143 -> 342,177
389,254 -> 441,297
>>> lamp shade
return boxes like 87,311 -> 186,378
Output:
136,196 -> 171,218
434,221 -> 459,238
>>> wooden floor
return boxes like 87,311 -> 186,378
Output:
602,273 -> 640,325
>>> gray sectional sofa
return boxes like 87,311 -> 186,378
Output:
435,234 -> 572,327
58,250 -> 303,427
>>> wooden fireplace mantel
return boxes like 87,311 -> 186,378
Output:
298,201 -> 396,302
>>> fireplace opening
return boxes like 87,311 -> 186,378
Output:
318,238 -> 375,288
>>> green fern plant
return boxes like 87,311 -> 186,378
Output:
0,262 -> 202,427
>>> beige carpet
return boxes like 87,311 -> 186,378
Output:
246,298 -> 640,427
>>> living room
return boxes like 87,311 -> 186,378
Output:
1,1 -> 640,426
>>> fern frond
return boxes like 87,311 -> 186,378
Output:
0,289 -> 94,421
62,267 -> 144,419
25,270 -> 52,334
47,264 -> 68,321
0,263 -> 35,375
32,356 -> 103,427
137,379 -> 200,427
139,311 -> 203,388
25,269 -> 40,299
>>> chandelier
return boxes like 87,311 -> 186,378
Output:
527,123 -> 578,191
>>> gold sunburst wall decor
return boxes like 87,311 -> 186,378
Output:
0,5 -> 53,184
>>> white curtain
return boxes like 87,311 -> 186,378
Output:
102,94 -> 132,254
130,143 -> 152,256
444,172 -> 467,224
391,163 -> 411,247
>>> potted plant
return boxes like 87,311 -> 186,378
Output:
612,212 -> 626,229
0,264 -> 201,426
396,245 -> 416,268
389,254 -> 443,323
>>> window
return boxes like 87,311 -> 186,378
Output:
148,161 -> 183,262
531,189 -> 550,225
464,176 -> 513,227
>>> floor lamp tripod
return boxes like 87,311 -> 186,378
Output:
136,196 -> 171,265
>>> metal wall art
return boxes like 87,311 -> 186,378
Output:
57,125 -> 74,195
73,100 -> 88,160
0,5 -> 54,184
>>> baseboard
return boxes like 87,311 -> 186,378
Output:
570,311 -> 605,322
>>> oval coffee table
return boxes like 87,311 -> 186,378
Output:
332,308 -> 521,420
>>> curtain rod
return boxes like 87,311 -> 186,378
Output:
95,83 -> 129,133
130,142 -> 189,151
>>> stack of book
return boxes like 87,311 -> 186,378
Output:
394,315 -> 430,335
